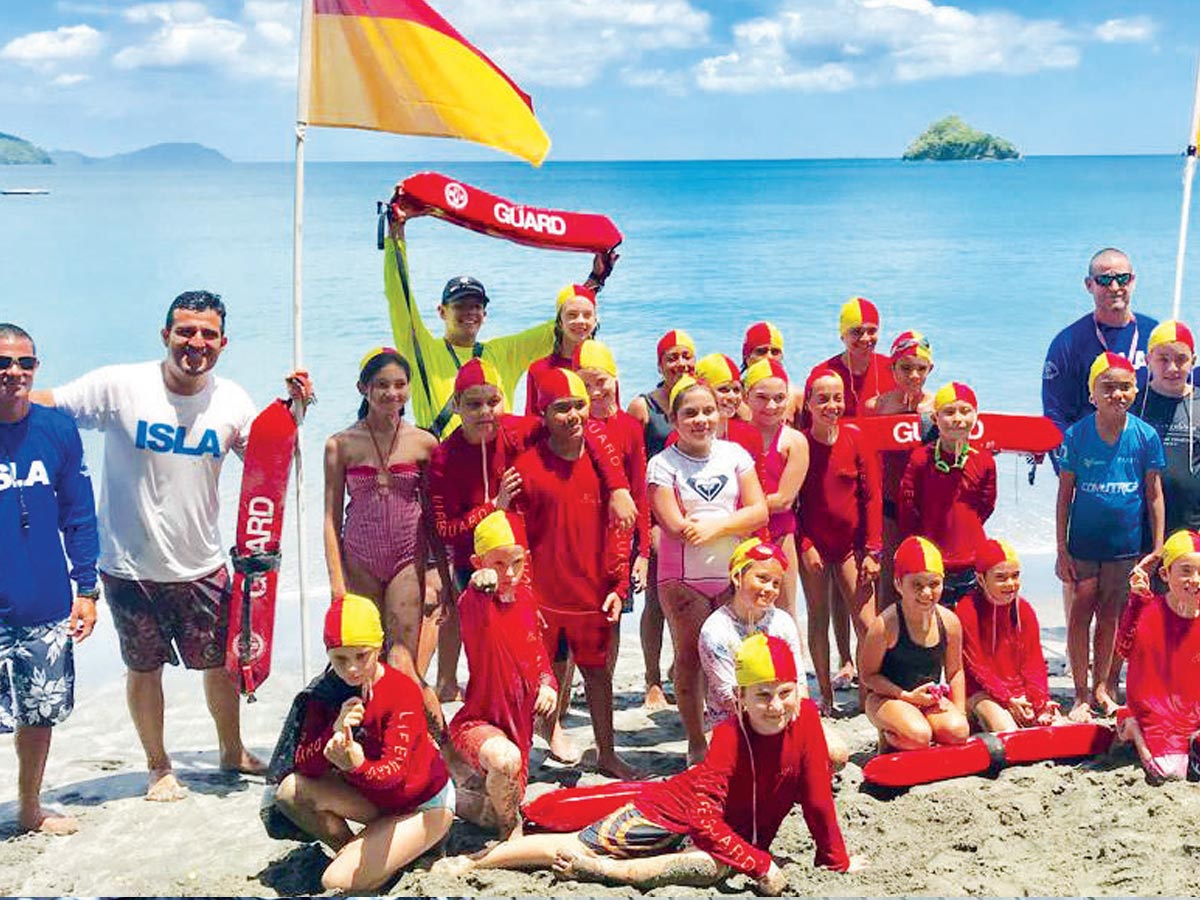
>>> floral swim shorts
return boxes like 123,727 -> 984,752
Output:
0,618 -> 75,732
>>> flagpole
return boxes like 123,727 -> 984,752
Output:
292,0 -> 315,683
1171,51 -> 1200,321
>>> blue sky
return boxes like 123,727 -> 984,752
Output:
1,0 -> 1198,161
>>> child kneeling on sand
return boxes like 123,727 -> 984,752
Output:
1115,529 -> 1200,783
270,594 -> 453,892
956,538 -> 1062,731
450,509 -> 558,838
433,633 -> 866,895
861,537 -> 969,751
698,536 -> 849,770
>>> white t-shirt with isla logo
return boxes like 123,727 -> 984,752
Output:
54,361 -> 257,582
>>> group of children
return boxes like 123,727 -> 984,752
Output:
275,287 -> 1200,891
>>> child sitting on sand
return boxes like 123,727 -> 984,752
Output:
270,594 -> 453,892
698,537 -> 849,770
433,633 -> 866,895
899,381 -> 996,609
450,509 -> 558,838
1115,529 -> 1200,783
861,537 -> 969,751
956,538 -> 1062,731
1055,352 -> 1165,721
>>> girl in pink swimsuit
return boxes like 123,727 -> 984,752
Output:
323,348 -> 442,677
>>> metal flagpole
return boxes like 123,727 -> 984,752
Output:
1171,51 -> 1200,321
292,0 -> 315,682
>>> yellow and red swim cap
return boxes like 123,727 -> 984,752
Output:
656,329 -> 696,362
804,367 -> 843,399
535,367 -> 589,413
839,296 -> 880,335
894,536 -> 945,579
735,632 -> 799,687
454,357 -> 504,396
668,374 -> 703,410
890,330 -> 933,364
473,509 -> 528,557
1087,351 -> 1136,395
729,537 -> 788,575
324,593 -> 384,650
974,537 -> 1020,574
933,381 -> 978,411
742,321 -> 784,363
1162,529 -> 1200,570
573,339 -> 618,377
359,346 -> 400,376
744,358 -> 789,391
556,283 -> 597,309
1148,320 -> 1195,355
695,353 -> 741,388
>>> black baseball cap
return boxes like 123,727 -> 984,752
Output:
441,275 -> 490,306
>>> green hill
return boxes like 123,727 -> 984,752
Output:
903,116 -> 1020,161
0,132 -> 52,165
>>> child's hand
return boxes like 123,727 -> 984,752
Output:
1054,549 -> 1076,584
470,568 -> 499,593
1007,695 -> 1035,726
905,682 -> 941,709
496,467 -> 523,510
324,723 -> 362,771
756,861 -> 788,896
631,555 -> 649,593
682,516 -> 723,545
601,592 -> 622,624
858,553 -> 881,586
534,684 -> 558,718
334,697 -> 365,732
800,543 -> 824,575
608,488 -> 637,530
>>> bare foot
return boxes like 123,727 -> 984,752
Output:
19,806 -> 79,836
686,742 -> 708,767
1093,688 -> 1120,717
553,846 -> 609,883
220,748 -> 267,776
595,752 -> 643,781
546,728 -> 582,766
831,662 -> 857,691
642,683 -> 670,712
146,768 -> 189,802
431,854 -> 476,877
1067,700 -> 1095,723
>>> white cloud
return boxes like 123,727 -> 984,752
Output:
0,24 -> 104,65
620,66 -> 689,96
697,0 -> 1080,93
122,2 -> 211,25
1094,16 -> 1156,44
51,73 -> 92,87
432,0 -> 711,87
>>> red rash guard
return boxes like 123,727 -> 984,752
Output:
429,414 -> 628,569
293,664 -> 448,813
1117,590 -> 1200,758
797,425 -> 882,561
898,445 -> 996,570
634,699 -> 850,878
955,590 -> 1050,711
593,407 -> 651,558
514,441 -> 631,609
450,582 -> 556,769
816,353 -> 896,419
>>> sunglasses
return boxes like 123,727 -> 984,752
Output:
1092,272 -> 1133,287
0,356 -> 37,371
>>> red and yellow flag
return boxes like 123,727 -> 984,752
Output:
308,0 -> 550,165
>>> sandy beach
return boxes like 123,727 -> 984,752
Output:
2,585 -> 1199,899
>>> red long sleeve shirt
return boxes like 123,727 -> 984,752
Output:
634,699 -> 850,878
797,424 -> 882,560
293,664 -> 448,813
450,583 -> 556,767
428,414 -> 628,569
593,408 -> 651,558
898,444 -> 996,569
955,590 -> 1050,711
816,353 -> 896,419
1117,590 -> 1200,758
514,440 -> 631,608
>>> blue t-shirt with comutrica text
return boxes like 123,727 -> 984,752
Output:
1058,412 -> 1165,561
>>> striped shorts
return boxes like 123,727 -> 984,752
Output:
578,802 -> 685,858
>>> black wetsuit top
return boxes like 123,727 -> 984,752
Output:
881,607 -> 947,692
640,391 -> 673,459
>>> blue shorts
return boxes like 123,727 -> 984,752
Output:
0,618 -> 75,731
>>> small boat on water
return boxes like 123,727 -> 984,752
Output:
2,188 -> 50,195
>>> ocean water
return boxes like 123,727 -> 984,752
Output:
2,156 -> 1196,636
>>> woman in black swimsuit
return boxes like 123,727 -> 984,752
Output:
860,536 -> 969,751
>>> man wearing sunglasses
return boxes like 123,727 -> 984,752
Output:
0,323 -> 99,835
1043,248 -> 1157,440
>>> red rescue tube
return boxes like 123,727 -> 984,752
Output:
396,171 -> 622,253
852,412 -> 1063,455
863,723 -> 1114,789
521,780 -> 652,833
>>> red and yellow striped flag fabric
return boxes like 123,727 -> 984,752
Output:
308,0 -> 551,165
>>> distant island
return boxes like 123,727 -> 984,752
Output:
0,130 -> 230,167
903,116 -> 1020,161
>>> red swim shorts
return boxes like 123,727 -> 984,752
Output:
540,607 -> 613,669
